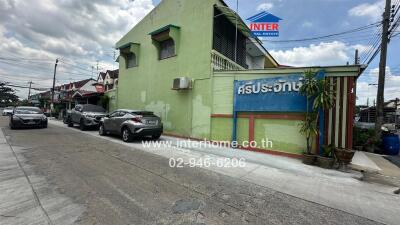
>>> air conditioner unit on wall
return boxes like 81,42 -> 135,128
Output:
172,77 -> 192,90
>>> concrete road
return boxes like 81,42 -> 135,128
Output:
0,115 -> 381,225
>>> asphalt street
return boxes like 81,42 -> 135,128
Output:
0,115 -> 382,225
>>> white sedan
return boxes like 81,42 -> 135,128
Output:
2,107 -> 14,116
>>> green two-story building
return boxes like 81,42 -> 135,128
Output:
115,0 -> 363,157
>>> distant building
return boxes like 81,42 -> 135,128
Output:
95,69 -> 119,111
359,98 -> 400,124
31,78 -> 105,116
96,70 -> 119,92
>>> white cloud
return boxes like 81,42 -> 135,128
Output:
257,3 -> 273,11
356,67 -> 400,105
268,39 -> 399,105
269,41 -> 367,67
348,0 -> 384,21
0,0 -> 155,98
301,21 -> 313,28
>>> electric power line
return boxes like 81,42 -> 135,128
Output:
261,21 -> 382,43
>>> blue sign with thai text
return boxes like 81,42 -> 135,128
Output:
233,75 -> 308,112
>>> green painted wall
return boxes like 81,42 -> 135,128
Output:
105,90 -> 117,112
115,0 -> 361,155
211,67 -> 360,154
116,0 -> 222,138
253,119 -> 306,154
211,117 -> 248,144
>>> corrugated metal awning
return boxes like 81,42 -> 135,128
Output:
215,5 -> 251,37
148,24 -> 180,36
149,24 -> 180,42
116,42 -> 135,50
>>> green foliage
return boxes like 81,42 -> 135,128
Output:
16,99 -> 32,106
52,104 -> 64,117
353,127 -> 379,147
0,82 -> 19,106
322,144 -> 335,158
299,70 -> 335,154
313,79 -> 335,110
39,97 -> 50,108
100,95 -> 110,111
299,112 -> 318,136
299,70 -> 320,100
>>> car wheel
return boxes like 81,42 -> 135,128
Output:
99,124 -> 106,136
79,119 -> 86,131
42,123 -> 48,128
67,119 -> 73,127
151,133 -> 161,140
9,121 -> 14,130
122,127 -> 133,142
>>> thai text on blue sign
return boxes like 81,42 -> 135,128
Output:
233,75 -> 308,112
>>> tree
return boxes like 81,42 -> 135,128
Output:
299,70 -> 335,155
100,95 -> 110,111
0,82 -> 19,106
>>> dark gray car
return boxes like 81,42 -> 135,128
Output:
9,106 -> 48,129
66,104 -> 107,130
99,109 -> 163,142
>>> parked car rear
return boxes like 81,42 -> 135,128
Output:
99,109 -> 163,142
65,104 -> 107,130
9,106 -> 48,129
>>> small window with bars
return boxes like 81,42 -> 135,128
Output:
159,38 -> 175,60
126,53 -> 137,68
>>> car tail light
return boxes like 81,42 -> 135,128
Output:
131,116 -> 143,123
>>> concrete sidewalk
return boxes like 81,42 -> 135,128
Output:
351,151 -> 382,172
364,152 -> 400,187
0,128 -> 83,225
49,119 -> 400,225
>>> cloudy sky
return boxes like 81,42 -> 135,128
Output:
0,0 -> 399,105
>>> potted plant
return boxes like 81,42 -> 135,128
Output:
334,148 -> 355,165
317,145 -> 335,169
299,111 -> 318,164
299,70 -> 335,165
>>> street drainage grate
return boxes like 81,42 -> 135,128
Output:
394,188 -> 400,195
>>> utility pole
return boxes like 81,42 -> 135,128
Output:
395,98 -> 399,128
27,81 -> 33,101
234,0 -> 239,63
91,66 -> 94,79
50,58 -> 59,118
375,0 -> 391,140
354,49 -> 359,65
96,60 -> 99,77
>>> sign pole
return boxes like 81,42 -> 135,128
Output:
232,80 -> 238,146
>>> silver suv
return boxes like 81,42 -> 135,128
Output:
99,109 -> 163,142
66,104 -> 107,130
